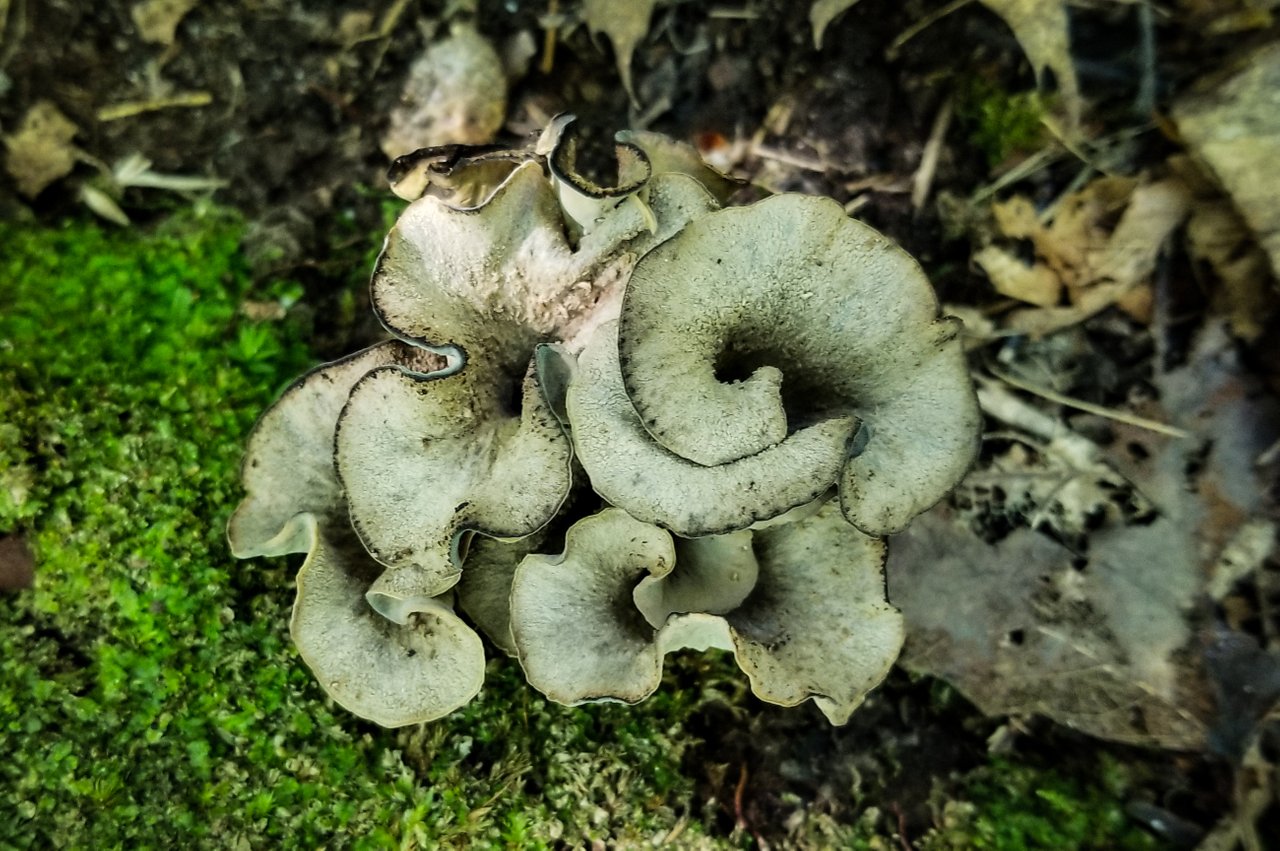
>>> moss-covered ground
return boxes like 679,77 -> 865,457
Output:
0,210 -> 1169,848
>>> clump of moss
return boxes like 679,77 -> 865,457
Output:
0,208 -> 719,848
921,754 -> 1162,850
955,78 -> 1049,170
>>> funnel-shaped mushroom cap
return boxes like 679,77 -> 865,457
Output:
566,322 -> 859,537
289,514 -> 485,727
546,118 -> 653,239
335,356 -> 572,603
228,341 -> 444,558
371,162 -> 718,375
633,531 -> 758,625
617,193 -> 980,535
509,503 -> 901,721
511,508 -> 677,704
728,500 -> 902,724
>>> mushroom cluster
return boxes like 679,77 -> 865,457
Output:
228,119 -> 980,726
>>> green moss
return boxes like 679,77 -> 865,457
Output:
0,209 -> 722,848
921,754 -> 1162,851
955,78 -> 1049,170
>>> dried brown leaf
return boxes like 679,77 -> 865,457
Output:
3,100 -> 78,198
973,245 -> 1062,307
131,0 -> 199,46
582,0 -> 657,103
987,177 -> 1188,332
1095,179 -> 1192,291
1186,201 -> 1275,341
1175,42 -> 1280,279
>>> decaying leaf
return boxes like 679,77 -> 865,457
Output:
381,23 -> 507,158
582,0 -> 656,103
1185,199 -> 1276,342
890,511 -> 1210,749
979,0 -> 1082,128
973,244 -> 1061,307
950,437 -> 1152,550
131,0 -> 199,46
809,0 -> 862,48
3,100 -> 79,198
978,177 -> 1191,334
890,324 -> 1280,749
1174,41 -> 1280,279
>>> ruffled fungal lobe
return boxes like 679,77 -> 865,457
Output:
290,515 -> 485,727
509,502 -> 903,722
565,322 -> 858,537
334,357 -> 572,603
228,340 -> 443,558
615,193 -> 981,536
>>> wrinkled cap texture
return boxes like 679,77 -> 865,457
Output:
228,340 -> 444,558
335,357 -> 572,603
371,160 -> 716,374
616,193 -> 980,536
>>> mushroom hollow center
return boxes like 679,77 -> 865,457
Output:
557,122 -> 645,191
710,338 -> 847,433
497,372 -> 523,418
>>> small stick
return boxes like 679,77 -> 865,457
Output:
733,762 -> 748,832
887,0 -> 975,59
911,93 -> 953,212
96,92 -> 212,122
988,365 -> 1191,439
540,0 -> 558,75
750,144 -> 829,173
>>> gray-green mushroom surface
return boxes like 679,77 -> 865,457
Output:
228,118 -> 979,727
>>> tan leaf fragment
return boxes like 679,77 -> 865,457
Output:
1096,179 -> 1193,289
582,0 -> 656,103
986,177 -> 1191,334
973,245 -> 1062,307
381,23 -> 507,157
980,0 -> 1082,128
1174,41 -> 1280,279
131,0 -> 199,46
1034,176 -> 1135,295
3,101 -> 78,198
809,0 -> 862,48
1186,200 -> 1275,341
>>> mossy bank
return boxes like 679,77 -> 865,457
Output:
0,209 -> 715,848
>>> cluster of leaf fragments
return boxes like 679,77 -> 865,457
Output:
228,118 -> 980,727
